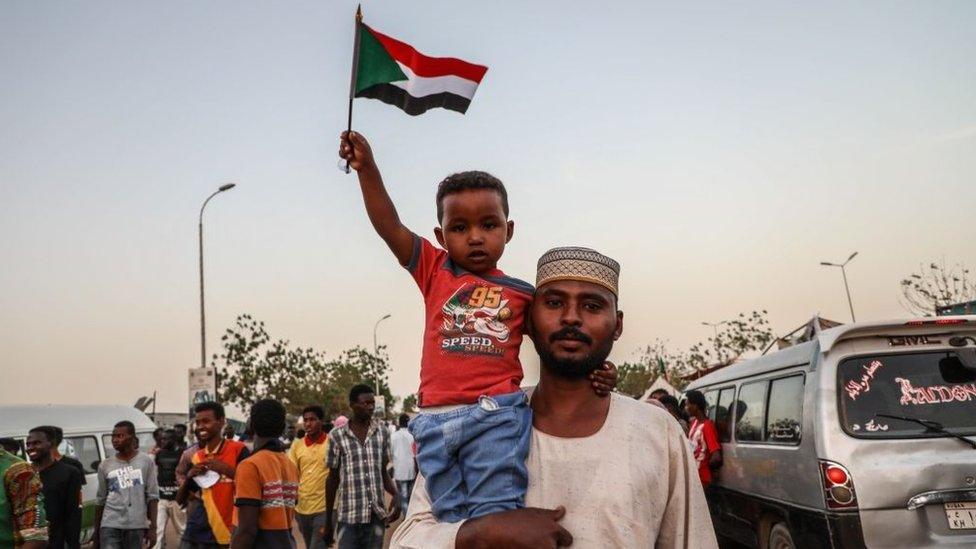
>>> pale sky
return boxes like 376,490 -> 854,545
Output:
2,1 -> 974,417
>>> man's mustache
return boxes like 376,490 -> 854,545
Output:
549,327 -> 592,345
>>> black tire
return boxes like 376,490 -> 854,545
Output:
768,523 -> 795,549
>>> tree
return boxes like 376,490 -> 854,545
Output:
900,260 -> 975,316
615,362 -> 653,399
401,394 -> 418,414
683,310 -> 774,371
616,340 -> 677,397
623,310 -> 775,393
214,314 -> 397,418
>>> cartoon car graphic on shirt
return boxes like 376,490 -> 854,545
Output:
441,284 -> 512,343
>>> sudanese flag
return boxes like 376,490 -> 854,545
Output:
351,22 -> 488,116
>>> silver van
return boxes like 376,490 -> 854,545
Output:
685,316 -> 976,548
0,404 -> 158,545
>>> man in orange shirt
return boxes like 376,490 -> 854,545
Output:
232,399 -> 299,549
177,402 -> 249,549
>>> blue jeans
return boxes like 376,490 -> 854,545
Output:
396,479 -> 415,517
336,514 -> 384,549
100,527 -> 146,549
408,390 -> 532,522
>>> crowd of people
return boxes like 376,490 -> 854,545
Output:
1,131 -> 725,549
0,390 -> 421,549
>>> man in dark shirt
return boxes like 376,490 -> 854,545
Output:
46,426 -> 88,487
154,429 -> 185,548
26,426 -> 83,549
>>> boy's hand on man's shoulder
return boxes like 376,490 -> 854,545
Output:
339,131 -> 377,173
589,361 -> 618,397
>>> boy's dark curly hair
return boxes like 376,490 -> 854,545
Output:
435,171 -> 508,223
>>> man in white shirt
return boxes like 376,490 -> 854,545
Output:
392,247 -> 718,549
390,414 -> 417,517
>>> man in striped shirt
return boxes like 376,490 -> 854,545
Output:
323,385 -> 400,549
231,399 -> 299,549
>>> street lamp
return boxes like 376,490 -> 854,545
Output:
373,314 -> 391,392
820,251 -> 858,323
702,320 -> 728,361
199,183 -> 236,381
701,320 -> 728,341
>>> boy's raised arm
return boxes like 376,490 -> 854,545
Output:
340,131 -> 415,266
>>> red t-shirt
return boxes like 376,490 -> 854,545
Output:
689,418 -> 720,486
408,236 -> 534,407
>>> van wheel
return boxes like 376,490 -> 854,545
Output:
768,523 -> 795,549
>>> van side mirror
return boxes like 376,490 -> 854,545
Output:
957,348 -> 976,371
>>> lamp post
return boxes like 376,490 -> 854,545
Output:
820,251 -> 858,323
199,183 -> 236,397
373,314 -> 391,393
702,320 -> 728,361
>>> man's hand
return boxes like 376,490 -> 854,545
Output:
145,525 -> 157,548
186,464 -> 207,479
456,507 -> 573,549
319,515 -> 335,546
339,131 -> 377,174
385,496 -> 402,525
204,458 -> 234,478
589,361 -> 618,397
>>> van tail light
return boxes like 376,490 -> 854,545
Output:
904,319 -> 968,326
819,460 -> 858,510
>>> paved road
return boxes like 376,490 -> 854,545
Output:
148,513 -> 403,549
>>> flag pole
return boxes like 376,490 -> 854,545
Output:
344,4 -> 363,174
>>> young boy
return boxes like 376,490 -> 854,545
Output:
339,131 -> 614,523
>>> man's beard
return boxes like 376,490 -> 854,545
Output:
534,326 -> 614,380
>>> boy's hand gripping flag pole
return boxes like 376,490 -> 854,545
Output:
342,5 -> 363,174
341,6 -> 489,173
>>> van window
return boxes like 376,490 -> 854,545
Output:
715,388 -> 735,442
735,381 -> 767,442
838,351 -> 976,438
704,390 -> 719,420
63,436 -> 100,473
765,375 -> 804,444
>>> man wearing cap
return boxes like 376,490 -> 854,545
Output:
392,247 -> 717,548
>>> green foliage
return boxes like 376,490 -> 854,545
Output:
401,394 -> 418,414
214,314 -> 397,418
623,311 -> 775,395
615,362 -> 654,399
684,310 -> 774,370
618,339 -> 687,396
900,260 -> 975,316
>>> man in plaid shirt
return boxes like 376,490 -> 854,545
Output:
323,384 -> 401,549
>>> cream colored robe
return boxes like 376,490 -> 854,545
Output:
391,393 -> 719,548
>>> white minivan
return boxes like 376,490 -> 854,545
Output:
0,404 -> 158,545
686,316 -> 976,548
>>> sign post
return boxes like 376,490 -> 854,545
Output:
188,367 -> 217,415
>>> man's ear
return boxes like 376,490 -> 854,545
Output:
506,220 -> 515,243
434,227 -> 446,248
524,306 -> 535,341
613,310 -> 624,341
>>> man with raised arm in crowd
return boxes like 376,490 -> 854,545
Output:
392,247 -> 718,548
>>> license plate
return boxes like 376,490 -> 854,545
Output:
945,502 -> 976,530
